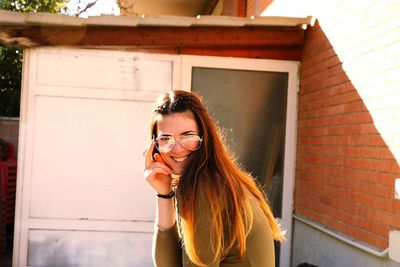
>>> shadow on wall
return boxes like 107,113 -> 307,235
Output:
295,18 -> 400,258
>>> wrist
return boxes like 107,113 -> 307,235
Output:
156,190 -> 175,199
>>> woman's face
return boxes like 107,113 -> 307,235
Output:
156,111 -> 200,175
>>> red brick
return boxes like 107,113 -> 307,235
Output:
304,21 -> 323,39
391,161 -> 400,173
299,113 -> 374,128
362,183 -> 391,198
356,193 -> 391,212
375,173 -> 396,186
380,148 -> 396,159
299,135 -> 373,146
391,199 -> 400,214
335,199 -> 357,214
295,205 -> 329,226
302,38 -> 332,60
348,226 -> 370,244
330,220 -> 349,234
297,147 -> 382,159
301,63 -> 346,87
301,56 -> 341,78
301,64 -> 338,86
299,99 -> 367,119
368,235 -> 388,249
370,209 -> 388,226
390,214 -> 400,228
319,195 -> 334,206
301,50 -> 338,81
299,82 -> 354,103
352,135 -> 386,146
337,112 -> 373,124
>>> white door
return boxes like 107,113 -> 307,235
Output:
182,55 -> 299,267
13,47 -> 181,267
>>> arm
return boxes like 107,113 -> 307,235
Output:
153,223 -> 182,267
144,143 -> 182,266
153,195 -> 182,267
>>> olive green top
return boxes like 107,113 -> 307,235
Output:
152,189 -> 275,267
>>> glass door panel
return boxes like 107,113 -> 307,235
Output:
182,55 -> 299,267
192,67 -> 288,266
192,67 -> 288,218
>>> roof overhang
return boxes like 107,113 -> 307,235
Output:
0,9 -> 314,60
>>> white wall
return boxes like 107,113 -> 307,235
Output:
292,219 -> 400,267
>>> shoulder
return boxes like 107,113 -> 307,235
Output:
243,189 -> 275,265
242,187 -> 272,232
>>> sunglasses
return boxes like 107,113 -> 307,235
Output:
154,134 -> 202,153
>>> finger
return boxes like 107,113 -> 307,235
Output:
145,167 -> 171,182
144,162 -> 172,177
154,153 -> 174,171
154,153 -> 166,164
144,142 -> 156,167
152,167 -> 171,177
152,161 -> 173,174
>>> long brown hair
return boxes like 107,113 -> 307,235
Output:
150,90 -> 283,266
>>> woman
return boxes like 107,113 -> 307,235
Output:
144,90 -> 283,267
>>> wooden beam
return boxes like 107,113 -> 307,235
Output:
223,0 -> 247,17
0,26 -> 304,48
127,46 -> 303,60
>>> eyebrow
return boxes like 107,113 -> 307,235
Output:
159,131 -> 197,137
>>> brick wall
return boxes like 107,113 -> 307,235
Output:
0,118 -> 19,160
296,12 -> 400,250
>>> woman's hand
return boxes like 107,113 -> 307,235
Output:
144,142 -> 173,195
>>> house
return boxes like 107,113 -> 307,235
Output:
0,0 -> 399,266
261,1 -> 400,266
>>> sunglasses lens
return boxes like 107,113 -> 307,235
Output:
181,135 -> 202,151
155,136 -> 175,153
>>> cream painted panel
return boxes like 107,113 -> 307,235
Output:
28,230 -> 153,267
30,95 -> 154,220
14,47 -> 180,267
36,50 -> 173,92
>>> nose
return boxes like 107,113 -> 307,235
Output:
171,140 -> 186,153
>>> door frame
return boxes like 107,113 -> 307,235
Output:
181,55 -> 299,267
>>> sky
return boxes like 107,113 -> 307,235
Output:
65,0 -> 313,18
64,0 -> 120,17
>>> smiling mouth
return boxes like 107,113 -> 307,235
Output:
172,156 -> 188,162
